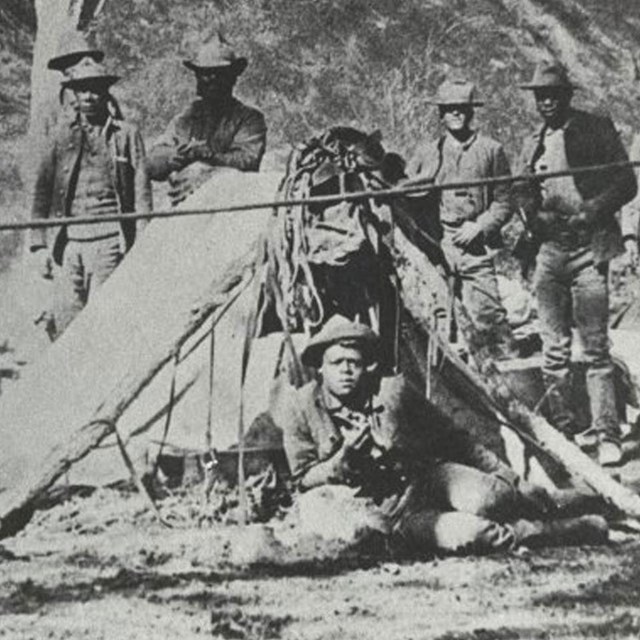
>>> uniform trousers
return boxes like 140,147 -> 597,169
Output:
533,241 -> 619,440
53,234 -> 123,337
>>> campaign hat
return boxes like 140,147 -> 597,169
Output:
183,34 -> 248,75
48,29 -> 104,73
431,79 -> 484,106
301,315 -> 379,368
520,60 -> 576,90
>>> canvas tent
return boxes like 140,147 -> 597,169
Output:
2,165 -> 640,538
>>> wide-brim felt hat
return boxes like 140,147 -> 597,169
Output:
183,35 -> 248,74
61,58 -> 119,89
520,60 -> 576,90
431,79 -> 484,106
301,315 -> 380,368
48,29 -> 104,72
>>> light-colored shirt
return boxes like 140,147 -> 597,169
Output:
408,130 -> 512,239
68,122 -> 120,240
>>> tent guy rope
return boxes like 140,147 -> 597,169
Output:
3,158 -> 640,232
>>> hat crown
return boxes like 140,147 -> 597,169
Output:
435,79 -> 482,105
48,29 -> 104,71
522,60 -> 573,89
62,57 -> 119,87
192,34 -> 241,68
301,315 -> 379,367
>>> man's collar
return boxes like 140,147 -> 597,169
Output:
536,108 -> 576,139
317,382 -> 370,413
70,113 -> 120,135
445,129 -> 477,150
194,95 -> 237,113
319,385 -> 346,412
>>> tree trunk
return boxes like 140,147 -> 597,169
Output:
26,0 -> 106,185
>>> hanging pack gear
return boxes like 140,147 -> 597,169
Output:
259,127 -> 399,338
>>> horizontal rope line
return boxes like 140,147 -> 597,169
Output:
2,158 -> 639,232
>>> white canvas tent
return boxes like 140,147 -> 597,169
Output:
3,167 -> 640,538
0,169 -> 284,533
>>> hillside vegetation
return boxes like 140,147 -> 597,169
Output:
1,0 -> 640,264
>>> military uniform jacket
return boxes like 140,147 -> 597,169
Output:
516,108 -> 637,264
278,374 -> 517,489
407,132 -> 513,248
148,97 -> 267,179
30,116 -> 152,264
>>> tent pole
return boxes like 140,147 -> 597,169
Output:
205,319 -> 216,453
203,319 -> 217,505
237,383 -> 247,525
151,351 -> 180,481
113,423 -> 172,528
237,270 -> 262,526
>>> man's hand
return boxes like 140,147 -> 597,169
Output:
518,480 -> 556,517
177,139 -> 214,164
329,428 -> 373,482
452,220 -> 483,247
30,248 -> 52,280
168,162 -> 215,205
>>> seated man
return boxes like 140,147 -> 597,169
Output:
277,315 -> 608,555
147,34 -> 267,205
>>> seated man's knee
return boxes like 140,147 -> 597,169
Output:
431,462 -> 517,519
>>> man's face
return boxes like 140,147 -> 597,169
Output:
320,344 -> 365,401
195,67 -> 237,102
533,87 -> 572,127
73,80 -> 109,119
440,104 -> 473,133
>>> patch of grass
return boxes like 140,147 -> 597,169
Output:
533,570 -> 640,608
210,608 -> 293,640
0,569 -> 182,614
435,628 -> 548,640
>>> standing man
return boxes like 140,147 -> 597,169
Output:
147,34 -> 267,205
515,61 -> 637,466
407,79 -> 515,358
30,58 -> 152,338
277,315 -> 608,555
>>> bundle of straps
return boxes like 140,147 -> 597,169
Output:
256,126 -> 398,338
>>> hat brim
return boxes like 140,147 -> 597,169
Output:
62,74 -> 120,89
430,100 -> 484,107
519,82 -> 576,90
301,336 -> 379,369
48,50 -> 105,72
183,57 -> 248,75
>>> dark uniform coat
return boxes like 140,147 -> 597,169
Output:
30,116 -> 152,264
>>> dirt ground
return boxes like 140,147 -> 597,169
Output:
1,488 -> 640,640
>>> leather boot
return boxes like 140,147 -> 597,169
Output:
548,488 -> 612,518
512,515 -> 609,548
543,372 -> 579,437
